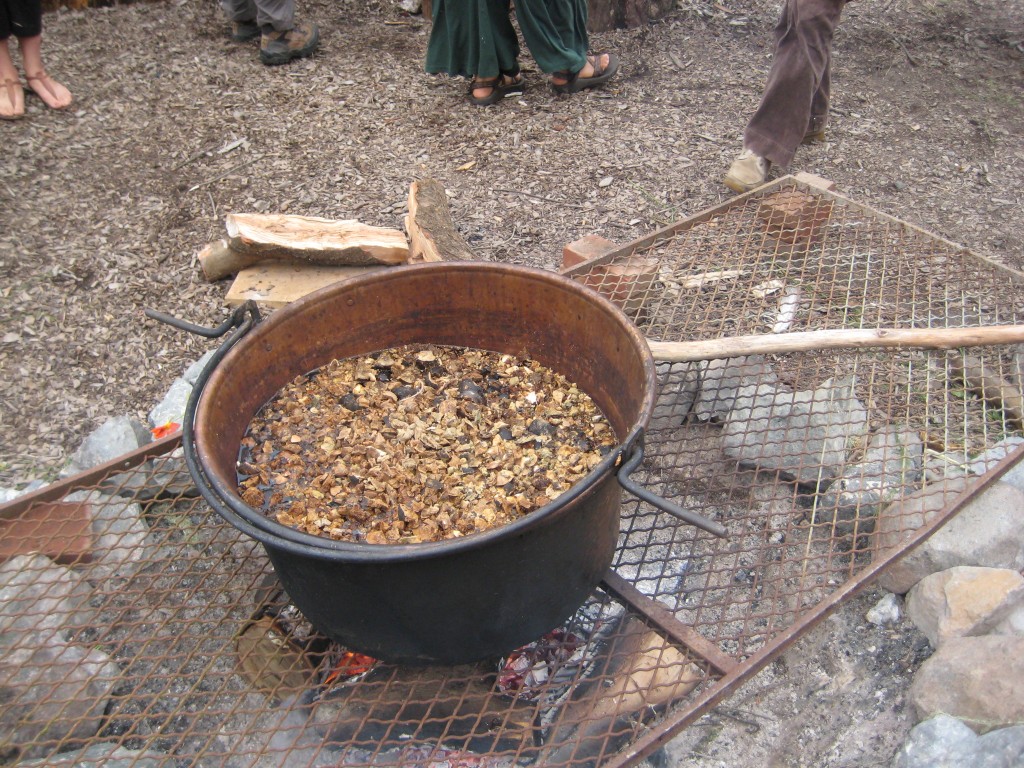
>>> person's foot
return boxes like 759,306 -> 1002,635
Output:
468,72 -> 525,106
260,21 -> 320,65
723,149 -> 770,193
230,20 -> 261,42
25,71 -> 71,110
550,53 -> 618,93
0,78 -> 25,119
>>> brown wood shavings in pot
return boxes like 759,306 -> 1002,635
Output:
237,344 -> 616,545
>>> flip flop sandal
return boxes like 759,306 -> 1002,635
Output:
468,71 -> 526,107
0,78 -> 25,120
25,71 -> 72,110
551,53 -> 619,94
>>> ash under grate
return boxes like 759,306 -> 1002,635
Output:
3,177 -> 1023,767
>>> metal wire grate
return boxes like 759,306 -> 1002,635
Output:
3,177 -> 1023,767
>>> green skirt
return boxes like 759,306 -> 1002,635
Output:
425,0 -> 589,79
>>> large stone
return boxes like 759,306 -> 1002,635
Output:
61,415 -> 151,479
966,436 -> 1024,478
909,635 -> 1024,732
649,362 -> 700,431
722,375 -> 868,487
148,376 -> 193,428
891,714 -> 978,767
0,639 -> 120,761
819,424 -> 923,534
692,355 -> 779,422
906,567 -> 1024,647
17,743 -> 166,767
892,714 -> 1024,768
65,490 -> 150,579
875,478 -> 1024,594
0,554 -> 95,642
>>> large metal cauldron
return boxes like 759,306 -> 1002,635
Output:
177,263 -> 718,664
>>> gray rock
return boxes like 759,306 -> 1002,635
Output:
892,714 -> 977,768
819,424 -> 923,534
967,437 -> 1024,477
0,480 -> 47,502
875,478 -> 1024,594
721,375 -> 868,487
893,715 -> 1024,768
61,415 -> 151,479
692,355 -> 779,422
974,724 -> 1024,767
148,375 -> 193,428
65,490 -> 150,579
183,349 -> 216,386
649,362 -> 700,430
923,450 -> 972,482
909,635 -> 1024,733
0,554 -> 96,642
0,639 -> 119,761
866,592 -> 904,626
16,743 -> 166,767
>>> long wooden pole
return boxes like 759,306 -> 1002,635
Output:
647,325 -> 1024,363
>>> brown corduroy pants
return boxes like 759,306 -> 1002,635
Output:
743,0 -> 848,168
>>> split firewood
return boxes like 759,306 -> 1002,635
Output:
405,178 -> 477,263
537,616 -> 703,766
197,213 -> 410,281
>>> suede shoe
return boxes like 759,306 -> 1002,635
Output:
724,149 -> 770,193
803,127 -> 827,144
230,20 -> 260,42
260,21 -> 320,66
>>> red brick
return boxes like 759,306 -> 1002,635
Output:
561,234 -> 618,271
577,254 -> 659,320
757,189 -> 834,245
792,171 -> 837,192
0,501 -> 94,565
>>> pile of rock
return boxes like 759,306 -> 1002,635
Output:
653,353 -> 1024,764
872,460 -> 1024,766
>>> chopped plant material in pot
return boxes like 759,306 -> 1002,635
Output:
237,344 -> 616,544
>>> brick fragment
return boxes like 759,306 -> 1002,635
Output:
561,234 -> 617,271
0,501 -> 94,565
757,189 -> 834,245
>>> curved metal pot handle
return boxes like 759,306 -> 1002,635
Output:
145,301 -> 265,527
617,430 -> 728,538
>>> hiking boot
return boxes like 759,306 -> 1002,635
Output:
723,149 -> 770,193
230,20 -> 260,42
260,21 -> 320,65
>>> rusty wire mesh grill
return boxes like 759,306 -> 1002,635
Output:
3,176 -> 1024,767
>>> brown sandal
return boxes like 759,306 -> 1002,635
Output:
0,78 -> 25,120
551,53 -> 619,94
468,70 -> 525,107
25,70 -> 72,110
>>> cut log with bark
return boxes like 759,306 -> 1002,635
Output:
405,178 -> 477,263
197,213 -> 410,281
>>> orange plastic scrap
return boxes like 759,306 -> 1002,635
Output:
151,421 -> 181,439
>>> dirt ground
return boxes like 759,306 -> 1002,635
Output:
0,0 -> 1021,764
1,0 -> 1022,487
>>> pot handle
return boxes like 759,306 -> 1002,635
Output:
617,431 -> 728,538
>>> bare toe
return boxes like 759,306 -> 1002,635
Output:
0,78 -> 25,119
27,71 -> 73,110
